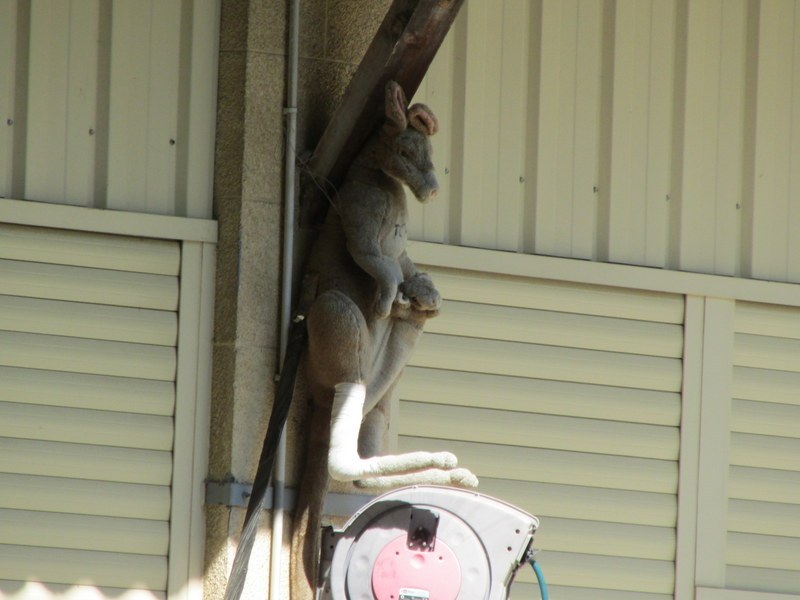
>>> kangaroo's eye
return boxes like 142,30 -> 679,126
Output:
399,149 -> 411,160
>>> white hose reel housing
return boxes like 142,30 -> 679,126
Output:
318,486 -> 540,600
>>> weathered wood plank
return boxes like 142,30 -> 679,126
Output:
301,0 -> 466,227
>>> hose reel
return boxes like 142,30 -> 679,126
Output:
317,485 -> 545,599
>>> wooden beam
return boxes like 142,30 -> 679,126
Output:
301,0 -> 465,227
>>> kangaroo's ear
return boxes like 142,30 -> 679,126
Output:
408,103 -> 438,136
384,81 -> 408,133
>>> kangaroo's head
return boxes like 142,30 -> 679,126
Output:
376,81 -> 439,203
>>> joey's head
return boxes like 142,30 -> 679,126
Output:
376,81 -> 439,203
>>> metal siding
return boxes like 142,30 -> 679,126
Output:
0,582 -> 166,600
410,0 -> 800,284
724,301 -> 800,594
0,0 -> 217,217
399,263 -> 682,596
607,0 -> 675,268
0,223 -> 181,596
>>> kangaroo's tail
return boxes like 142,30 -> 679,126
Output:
290,397 -> 332,600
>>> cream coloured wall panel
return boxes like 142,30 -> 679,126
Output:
725,566 -> 800,596
25,0 -> 100,205
399,437 -> 677,494
747,0 -> 800,283
0,402 -> 173,450
729,432 -> 800,472
0,472 -> 170,520
733,366 -> 800,406
398,367 -> 680,426
727,532 -> 800,572
427,300 -> 683,357
0,218 -> 213,599
513,550 -> 674,595
0,581 -> 165,600
730,399 -> 800,438
512,583 -> 669,600
0,544 -> 166,591
734,333 -> 800,372
724,300 -> 800,595
537,517 -> 675,561
0,0 -> 218,217
735,300 -> 800,338
477,477 -> 676,528
533,0 -> 603,259
0,260 -> 178,309
401,257 -> 683,596
424,265 -> 685,323
605,0 -> 674,267
0,294 -> 176,345
0,508 -> 168,555
675,0 -> 747,275
0,437 -> 172,485
399,401 -> 678,460
729,466 -> 800,506
409,333 -> 682,391
411,0 -> 800,284
0,0 -> 25,199
728,499 -> 800,537
107,0 -> 181,214
0,366 -> 174,415
0,331 -> 176,380
0,223 -> 180,274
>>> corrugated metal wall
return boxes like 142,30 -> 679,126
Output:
397,264 -> 685,598
0,222 -> 178,597
0,0 -> 218,218
411,0 -> 800,284
727,301 -> 800,595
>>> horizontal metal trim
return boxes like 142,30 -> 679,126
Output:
204,481 -> 375,518
410,241 -> 800,308
696,586 -> 800,600
0,199 -> 217,243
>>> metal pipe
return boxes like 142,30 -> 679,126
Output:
270,0 -> 301,595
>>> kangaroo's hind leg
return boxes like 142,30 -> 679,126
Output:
307,291 -> 463,483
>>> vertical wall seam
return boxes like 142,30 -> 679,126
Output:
668,0 -> 689,271
739,0 -> 760,280
674,294 -> 705,599
11,0 -> 31,199
595,0 -> 615,262
447,4 -> 468,247
175,0 -> 195,218
93,0 -> 112,209
522,0 -> 542,255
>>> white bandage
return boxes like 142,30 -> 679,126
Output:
328,383 -> 367,482
327,381 -> 474,485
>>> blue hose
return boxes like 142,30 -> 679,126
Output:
530,560 -> 549,600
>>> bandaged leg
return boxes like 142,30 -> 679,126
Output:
354,467 -> 479,490
328,382 -> 462,482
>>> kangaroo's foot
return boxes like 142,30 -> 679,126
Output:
328,383 -> 474,485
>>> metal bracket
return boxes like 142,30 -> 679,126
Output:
407,506 -> 439,551
204,481 -> 375,518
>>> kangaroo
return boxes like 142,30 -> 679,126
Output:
289,81 -> 478,598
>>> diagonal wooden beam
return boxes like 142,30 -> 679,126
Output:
301,0 -> 465,227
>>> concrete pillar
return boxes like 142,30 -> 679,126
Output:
206,1 -> 390,598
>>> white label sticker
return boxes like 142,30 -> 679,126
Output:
399,588 -> 430,600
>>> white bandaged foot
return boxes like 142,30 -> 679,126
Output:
328,382 -> 463,482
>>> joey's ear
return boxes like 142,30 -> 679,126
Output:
384,80 -> 408,133
408,103 -> 438,136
